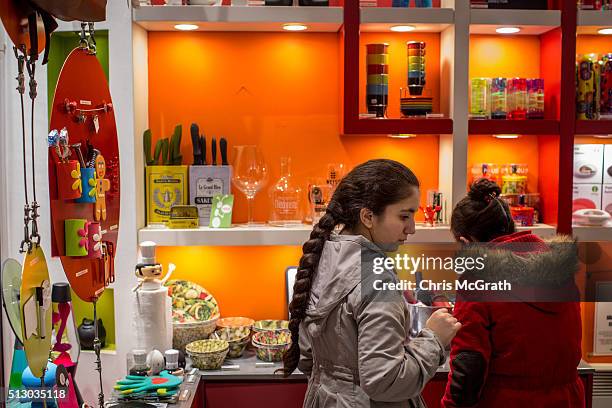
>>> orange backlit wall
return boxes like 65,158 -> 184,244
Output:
147,32 -> 440,224
147,32 -> 441,319
470,35 -> 541,79
576,35 -> 612,57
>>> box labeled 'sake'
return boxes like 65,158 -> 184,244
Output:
189,165 -> 232,226
146,165 -> 189,225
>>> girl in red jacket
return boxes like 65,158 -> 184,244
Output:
441,179 -> 585,408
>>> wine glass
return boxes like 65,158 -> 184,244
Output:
232,145 -> 269,226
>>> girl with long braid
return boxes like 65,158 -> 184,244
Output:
282,159 -> 461,408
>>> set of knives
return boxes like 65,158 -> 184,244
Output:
190,123 -> 229,166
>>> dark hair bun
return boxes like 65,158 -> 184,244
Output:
468,178 -> 502,203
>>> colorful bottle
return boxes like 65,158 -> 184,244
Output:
576,54 -> 600,120
527,78 -> 545,119
508,78 -> 528,120
470,77 -> 491,119
268,157 -> 302,226
491,78 -> 507,119
600,53 -> 612,118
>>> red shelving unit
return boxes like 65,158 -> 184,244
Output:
468,119 -> 560,135
342,1 -> 453,135
576,120 -> 612,135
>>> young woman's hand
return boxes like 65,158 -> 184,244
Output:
425,308 -> 461,347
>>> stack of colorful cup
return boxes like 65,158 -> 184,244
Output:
407,41 -> 426,96
366,43 -> 389,118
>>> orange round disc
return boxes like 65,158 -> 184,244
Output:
0,0 -> 46,55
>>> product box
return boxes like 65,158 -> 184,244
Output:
604,144 -> 612,184
146,165 -> 189,225
603,185 -> 612,216
574,144 -> 604,184
189,165 -> 232,226
572,184 -> 602,213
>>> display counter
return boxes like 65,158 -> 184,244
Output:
187,351 -> 594,408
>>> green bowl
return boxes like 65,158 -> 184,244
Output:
186,339 -> 229,370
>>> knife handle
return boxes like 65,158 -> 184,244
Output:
211,137 -> 217,166
201,136 -> 206,165
220,137 -> 228,166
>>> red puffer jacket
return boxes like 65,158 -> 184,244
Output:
441,231 -> 585,408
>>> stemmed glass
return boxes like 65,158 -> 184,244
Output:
232,145 -> 269,226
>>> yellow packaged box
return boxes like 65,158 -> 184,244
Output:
169,205 -> 199,229
146,165 -> 189,225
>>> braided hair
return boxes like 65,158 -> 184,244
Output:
451,178 -> 516,242
280,159 -> 420,377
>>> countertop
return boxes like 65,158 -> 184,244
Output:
191,348 -> 594,380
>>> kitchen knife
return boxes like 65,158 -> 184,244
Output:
190,124 -> 201,165
211,137 -> 217,166
220,137 -> 228,166
200,136 -> 206,165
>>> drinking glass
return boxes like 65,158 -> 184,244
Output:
232,145 -> 269,225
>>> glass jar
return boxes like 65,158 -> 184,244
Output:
527,78 -> 545,119
501,163 -> 528,194
508,78 -> 528,120
470,163 -> 500,185
470,77 -> 491,119
268,157 -> 302,226
490,77 -> 507,119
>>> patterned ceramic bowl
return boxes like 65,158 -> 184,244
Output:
213,328 -> 250,358
252,330 -> 291,362
173,317 -> 218,352
252,319 -> 289,334
186,339 -> 229,370
216,317 -> 254,340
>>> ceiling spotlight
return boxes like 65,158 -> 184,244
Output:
496,27 -> 521,34
391,25 -> 416,32
389,134 -> 417,139
174,24 -> 198,31
283,23 -> 308,31
598,28 -> 612,35
593,134 -> 612,139
493,134 -> 520,139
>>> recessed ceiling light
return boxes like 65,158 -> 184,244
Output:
598,28 -> 612,35
391,25 -> 416,32
593,134 -> 612,138
174,24 -> 198,31
389,134 -> 416,139
493,134 -> 520,139
496,27 -> 521,34
283,23 -> 308,31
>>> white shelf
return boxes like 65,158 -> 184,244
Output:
133,5 -> 343,32
470,9 -> 560,35
573,222 -> 612,241
577,10 -> 612,35
360,7 -> 454,33
138,223 -> 557,246
517,223 -> 557,238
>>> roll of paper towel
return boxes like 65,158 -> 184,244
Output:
132,283 -> 172,352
